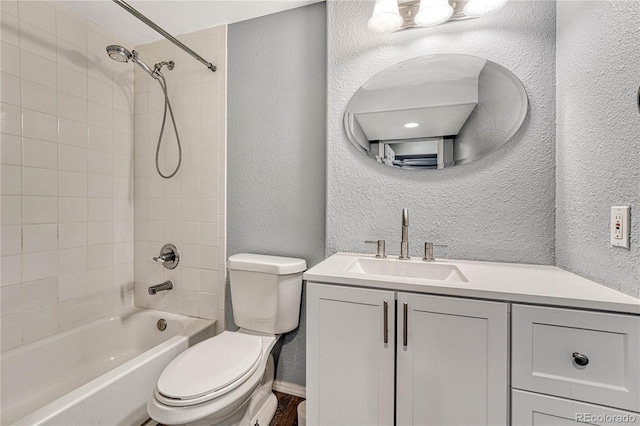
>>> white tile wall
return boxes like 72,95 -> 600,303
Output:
133,27 -> 227,330
0,0 -> 135,352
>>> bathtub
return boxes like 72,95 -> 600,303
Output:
1,308 -> 216,426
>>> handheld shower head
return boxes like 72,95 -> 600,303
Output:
106,45 -> 160,79
106,44 -> 182,179
106,45 -> 131,63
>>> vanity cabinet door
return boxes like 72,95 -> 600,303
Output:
306,282 -> 395,426
396,293 -> 508,426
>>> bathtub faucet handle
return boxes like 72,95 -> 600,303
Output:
153,254 -> 169,264
153,244 -> 180,270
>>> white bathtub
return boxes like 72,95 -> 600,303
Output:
1,308 -> 216,426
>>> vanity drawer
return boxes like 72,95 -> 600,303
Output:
512,304 -> 640,412
512,389 -> 640,425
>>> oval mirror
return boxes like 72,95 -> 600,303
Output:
344,54 -> 528,169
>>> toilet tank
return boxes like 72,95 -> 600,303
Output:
228,254 -> 307,334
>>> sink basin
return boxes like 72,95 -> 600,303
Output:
345,257 -> 468,282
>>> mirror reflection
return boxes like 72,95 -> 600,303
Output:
344,54 -> 528,169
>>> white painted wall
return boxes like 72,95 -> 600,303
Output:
327,0 -> 557,264
1,0 -> 135,351
556,1 -> 640,298
132,27 -> 227,328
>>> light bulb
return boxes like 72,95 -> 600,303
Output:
414,0 -> 454,27
463,0 -> 508,18
368,0 -> 404,33
404,122 -> 419,128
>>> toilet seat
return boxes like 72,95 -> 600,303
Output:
155,331 -> 263,407
148,333 -> 279,425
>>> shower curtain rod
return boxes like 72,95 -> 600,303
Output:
112,0 -> 216,73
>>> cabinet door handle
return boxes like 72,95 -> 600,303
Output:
573,352 -> 589,366
383,301 -> 388,344
403,302 -> 408,347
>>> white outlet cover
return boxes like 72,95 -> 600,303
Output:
611,206 -> 631,249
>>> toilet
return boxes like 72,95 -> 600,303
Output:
147,253 -> 307,426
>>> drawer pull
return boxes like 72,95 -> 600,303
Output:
572,352 -> 589,366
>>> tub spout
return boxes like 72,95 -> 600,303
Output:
148,280 -> 173,295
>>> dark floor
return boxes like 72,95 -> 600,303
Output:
271,391 -> 305,426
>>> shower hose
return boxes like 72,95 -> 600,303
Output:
155,74 -> 182,179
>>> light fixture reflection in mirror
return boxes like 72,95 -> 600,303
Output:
343,54 -> 528,170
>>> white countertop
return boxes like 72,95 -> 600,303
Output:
303,253 -> 640,315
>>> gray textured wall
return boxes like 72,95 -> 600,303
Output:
556,2 -> 640,298
327,1 -> 556,264
227,3 -> 326,386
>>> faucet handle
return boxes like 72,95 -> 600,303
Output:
423,242 -> 447,262
365,240 -> 386,259
153,244 -> 180,270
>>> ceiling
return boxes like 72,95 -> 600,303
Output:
63,0 -> 323,46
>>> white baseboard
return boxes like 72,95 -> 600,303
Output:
273,380 -> 306,398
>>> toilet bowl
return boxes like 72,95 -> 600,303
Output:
147,254 -> 306,426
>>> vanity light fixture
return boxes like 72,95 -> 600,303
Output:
404,122 -> 420,128
368,0 -> 508,34
367,0 -> 405,33
414,0 -> 453,27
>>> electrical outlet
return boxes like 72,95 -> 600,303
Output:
610,206 -> 631,249
614,214 -> 623,239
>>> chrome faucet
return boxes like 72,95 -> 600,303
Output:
399,208 -> 410,260
148,280 -> 173,295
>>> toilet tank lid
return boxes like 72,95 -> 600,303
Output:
228,253 -> 307,275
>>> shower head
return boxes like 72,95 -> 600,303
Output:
106,45 -> 160,79
106,45 -> 132,63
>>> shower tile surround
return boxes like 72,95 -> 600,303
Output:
131,28 -> 227,329
0,1 -> 226,350
1,0 -> 135,351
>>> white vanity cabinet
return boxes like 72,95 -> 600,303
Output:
511,304 -> 640,425
304,253 -> 640,426
306,282 -> 509,426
